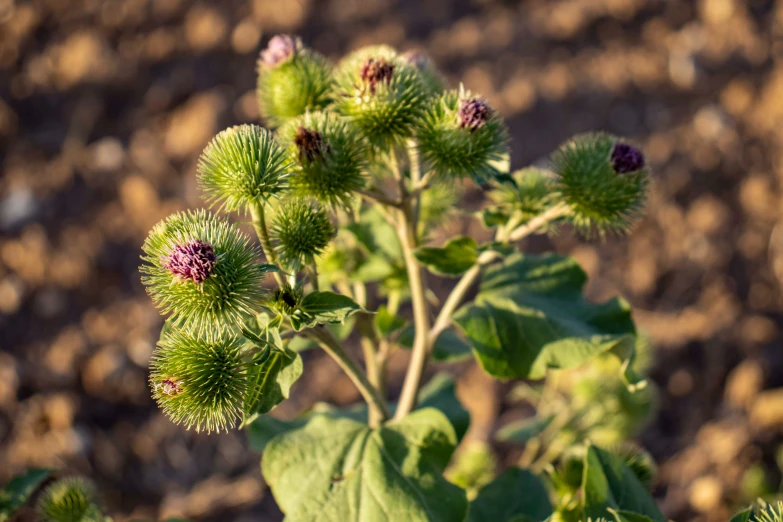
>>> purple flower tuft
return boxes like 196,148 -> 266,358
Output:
610,143 -> 646,174
294,126 -> 328,162
260,34 -> 300,67
164,239 -> 217,284
360,58 -> 395,95
458,97 -> 493,131
160,378 -> 182,396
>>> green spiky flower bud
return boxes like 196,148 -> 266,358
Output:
416,88 -> 509,181
140,210 -> 265,333
277,111 -> 367,208
485,168 -> 557,227
150,327 -> 249,432
551,132 -> 650,236
197,124 -> 290,212
257,35 -> 332,127
37,477 -> 100,522
270,198 -> 334,272
610,443 -> 656,490
333,45 -> 430,148
270,283 -> 303,315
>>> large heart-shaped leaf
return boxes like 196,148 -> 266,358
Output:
583,445 -> 665,522
453,253 -> 643,388
0,468 -> 50,521
415,237 -> 478,277
247,373 -> 469,451
290,291 -> 364,331
467,467 -> 552,522
262,408 -> 468,522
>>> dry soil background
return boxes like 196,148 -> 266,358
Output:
3,0 -> 783,521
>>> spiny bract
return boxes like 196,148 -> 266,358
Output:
37,477 -> 99,522
150,327 -> 249,433
197,124 -> 290,212
333,45 -> 431,149
270,198 -> 335,272
551,132 -> 650,237
140,210 -> 266,333
257,35 -> 333,127
416,87 -> 509,181
277,111 -> 368,209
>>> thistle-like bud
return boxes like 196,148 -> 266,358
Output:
610,443 -> 656,490
37,477 -> 99,522
140,210 -> 265,333
486,168 -> 557,227
150,327 -> 249,432
416,88 -> 509,181
270,198 -> 335,272
270,283 -> 303,315
277,111 -> 367,208
257,35 -> 332,127
419,178 -> 461,234
551,133 -> 650,236
333,45 -> 430,148
197,124 -> 290,212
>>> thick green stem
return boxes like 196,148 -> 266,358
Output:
249,200 -> 284,286
308,327 -> 390,426
393,153 -> 432,421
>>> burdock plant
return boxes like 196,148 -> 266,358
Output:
129,35 -> 673,522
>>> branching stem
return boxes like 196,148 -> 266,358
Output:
249,200 -> 284,286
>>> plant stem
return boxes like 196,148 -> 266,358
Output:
430,203 -> 572,345
249,200 -> 284,286
307,327 -> 390,426
356,188 -> 401,208
309,258 -> 319,291
393,153 -> 432,421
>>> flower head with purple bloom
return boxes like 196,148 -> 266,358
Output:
458,97 -> 492,131
260,34 -> 300,67
610,143 -> 646,174
164,239 -> 217,284
360,58 -> 395,95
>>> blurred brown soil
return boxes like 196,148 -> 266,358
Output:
3,0 -> 783,520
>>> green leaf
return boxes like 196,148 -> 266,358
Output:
453,253 -> 643,389
374,306 -> 406,337
246,373 -> 470,450
290,291 -> 364,331
262,408 -> 468,522
243,345 -> 303,419
399,326 -> 473,363
467,467 -> 552,522
259,263 -> 284,273
0,468 -> 50,521
583,445 -> 665,522
609,509 -> 657,522
495,415 -> 554,444
729,507 -> 753,522
415,237 -> 479,277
